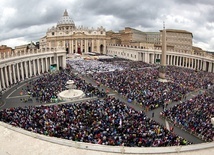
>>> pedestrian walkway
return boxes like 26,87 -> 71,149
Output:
145,89 -> 205,144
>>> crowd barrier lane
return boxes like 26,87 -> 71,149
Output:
160,116 -> 209,142
0,122 -> 214,154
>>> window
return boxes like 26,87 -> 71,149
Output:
52,32 -> 54,35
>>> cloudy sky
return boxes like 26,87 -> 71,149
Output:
0,0 -> 214,51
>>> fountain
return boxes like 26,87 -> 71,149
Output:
58,80 -> 85,100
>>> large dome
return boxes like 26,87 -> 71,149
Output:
57,10 -> 75,26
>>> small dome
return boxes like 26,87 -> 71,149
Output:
57,10 -> 75,26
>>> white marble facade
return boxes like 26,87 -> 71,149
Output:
39,10 -> 107,54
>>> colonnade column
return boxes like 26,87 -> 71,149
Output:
175,56 -> 177,66
92,40 -> 94,52
45,57 -> 48,72
196,59 -> 198,69
151,53 -> 154,64
208,62 -> 212,72
145,52 -> 149,63
4,66 -> 9,87
178,57 -> 180,66
54,54 -> 59,70
33,60 -> 36,76
103,40 -> 106,54
97,39 -> 100,53
187,58 -> 189,68
29,60 -> 32,77
85,39 -> 88,53
0,67 -> 6,89
182,57 -> 184,67
25,61 -> 29,78
12,64 -> 17,84
8,65 -> 13,85
0,77 -> 2,91
37,59 -> 41,75
62,56 -> 66,69
169,55 -> 171,65
50,57 -> 53,65
172,56 -> 175,66
197,59 -> 200,70
71,40 -> 74,53
80,40 -> 83,53
203,61 -> 206,71
84,40 -> 87,53
17,63 -> 20,81
68,40 -> 71,54
41,58 -> 44,73
200,60 -> 203,70
56,56 -> 59,70
181,57 -> 187,67
75,40 -> 78,53
212,63 -> 214,73
191,58 -> 194,69
20,62 -> 24,80
197,60 -> 200,70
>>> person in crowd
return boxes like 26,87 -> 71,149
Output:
161,87 -> 214,142
0,96 -> 191,147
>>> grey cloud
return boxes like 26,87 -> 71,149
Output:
78,0 -> 167,31
174,0 -> 214,5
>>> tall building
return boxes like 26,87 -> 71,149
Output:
107,28 -> 193,53
119,27 -> 147,45
160,29 -> 193,53
145,32 -> 160,45
0,45 -> 13,54
14,42 -> 39,53
0,45 -> 14,59
39,10 -> 107,54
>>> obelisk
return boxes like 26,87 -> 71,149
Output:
159,23 -> 167,79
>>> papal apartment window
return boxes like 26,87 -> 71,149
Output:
52,32 -> 54,35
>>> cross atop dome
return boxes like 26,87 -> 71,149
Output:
63,9 -> 68,16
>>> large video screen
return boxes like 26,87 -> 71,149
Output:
50,64 -> 57,72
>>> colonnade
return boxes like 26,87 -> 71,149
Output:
0,49 -> 66,91
107,45 -> 214,73
49,39 -> 106,54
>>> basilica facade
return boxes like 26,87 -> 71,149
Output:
39,10 -> 107,54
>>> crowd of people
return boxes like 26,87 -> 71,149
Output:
0,96 -> 190,147
27,69 -> 102,103
166,66 -> 214,90
0,57 -> 213,146
161,87 -> 214,142
90,62 -> 213,110
67,59 -> 154,75
67,59 -> 124,74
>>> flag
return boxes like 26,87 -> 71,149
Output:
119,118 -> 122,127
